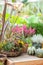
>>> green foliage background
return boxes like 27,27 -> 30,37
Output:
27,22 -> 43,35
5,13 -> 27,25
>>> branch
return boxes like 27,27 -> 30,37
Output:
0,1 -> 17,41
0,2 -> 7,41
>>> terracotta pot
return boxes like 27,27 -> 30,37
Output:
0,54 -> 7,65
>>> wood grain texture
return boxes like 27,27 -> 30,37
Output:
14,60 -> 43,65
7,54 -> 43,65
7,60 -> 43,65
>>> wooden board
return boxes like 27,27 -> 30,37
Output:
7,54 -> 43,65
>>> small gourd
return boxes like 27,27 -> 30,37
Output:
35,48 -> 43,58
27,46 -> 36,55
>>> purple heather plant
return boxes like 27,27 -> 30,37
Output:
12,25 -> 36,37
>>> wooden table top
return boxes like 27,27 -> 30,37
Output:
7,53 -> 43,62
7,54 -> 43,65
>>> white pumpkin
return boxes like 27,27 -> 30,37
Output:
35,48 -> 43,58
27,46 -> 36,55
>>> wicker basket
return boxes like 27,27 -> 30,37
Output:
0,54 -> 7,65
22,44 -> 28,53
41,43 -> 43,48
1,51 -> 21,57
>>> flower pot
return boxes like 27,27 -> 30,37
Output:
0,54 -> 7,65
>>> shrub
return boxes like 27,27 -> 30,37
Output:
27,22 -> 43,35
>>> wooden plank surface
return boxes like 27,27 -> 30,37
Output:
14,60 -> 43,65
7,54 -> 43,65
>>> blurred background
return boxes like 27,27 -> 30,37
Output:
0,0 -> 43,15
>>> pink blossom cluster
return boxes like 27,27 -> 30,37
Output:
12,25 -> 35,36
12,26 -> 22,33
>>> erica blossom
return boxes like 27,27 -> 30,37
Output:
12,26 -> 22,33
12,25 -> 36,36
28,27 -> 35,35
